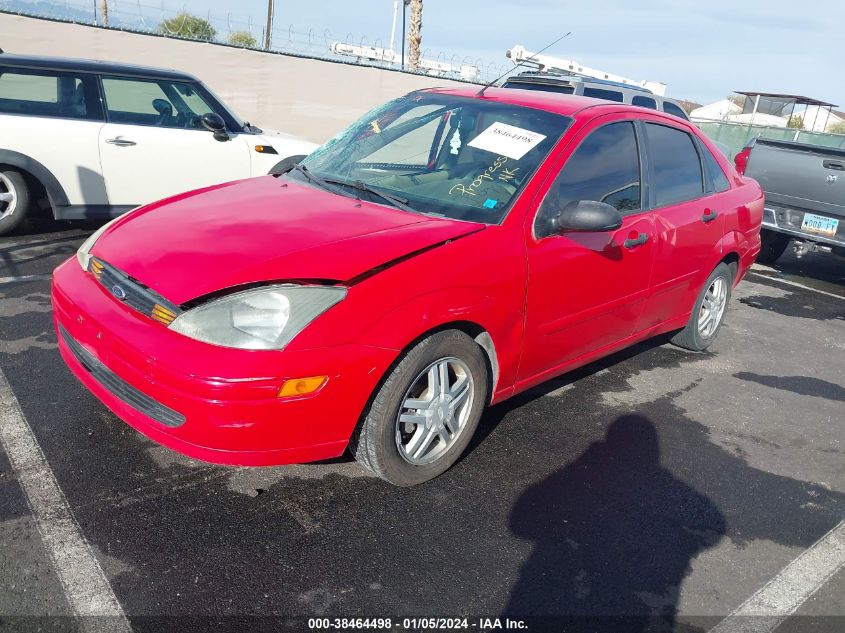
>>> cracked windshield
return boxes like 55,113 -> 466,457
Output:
298,93 -> 571,223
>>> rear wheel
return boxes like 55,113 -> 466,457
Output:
351,330 -> 488,487
0,169 -> 31,236
756,229 -> 790,264
671,263 -> 732,352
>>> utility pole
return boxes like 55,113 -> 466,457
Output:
401,0 -> 409,70
389,0 -> 399,56
264,0 -> 274,50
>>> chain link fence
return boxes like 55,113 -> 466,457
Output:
0,0 -> 513,83
694,120 -> 845,159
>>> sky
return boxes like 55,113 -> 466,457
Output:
184,0 -> 842,108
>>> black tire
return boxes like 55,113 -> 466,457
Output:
0,169 -> 31,236
350,330 -> 488,487
269,154 -> 307,175
756,229 -> 790,264
671,263 -> 733,352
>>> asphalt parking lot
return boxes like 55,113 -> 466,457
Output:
1,220 -> 843,633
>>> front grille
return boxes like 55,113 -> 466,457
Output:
59,325 -> 186,428
89,258 -> 182,325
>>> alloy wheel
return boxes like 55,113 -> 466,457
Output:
395,357 -> 475,465
0,173 -> 17,220
698,277 -> 727,337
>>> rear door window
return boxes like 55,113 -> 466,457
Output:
583,87 -> 624,102
632,95 -> 657,110
699,142 -> 731,193
645,123 -> 704,206
0,66 -> 99,120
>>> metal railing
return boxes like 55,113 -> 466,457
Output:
694,119 -> 845,158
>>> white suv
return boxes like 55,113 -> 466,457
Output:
0,54 -> 317,235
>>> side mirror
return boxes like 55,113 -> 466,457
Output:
200,112 -> 229,141
552,200 -> 623,233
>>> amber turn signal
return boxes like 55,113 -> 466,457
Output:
150,303 -> 177,325
89,259 -> 104,279
278,375 -> 327,398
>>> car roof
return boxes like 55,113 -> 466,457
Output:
421,86 -> 675,120
0,53 -> 199,81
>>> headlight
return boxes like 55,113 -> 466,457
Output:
76,216 -> 123,270
169,285 -> 347,350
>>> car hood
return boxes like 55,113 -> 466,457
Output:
92,176 -> 484,305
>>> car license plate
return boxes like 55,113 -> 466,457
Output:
801,212 -> 839,237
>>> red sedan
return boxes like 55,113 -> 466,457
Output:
52,87 -> 763,486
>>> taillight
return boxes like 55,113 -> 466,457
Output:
734,146 -> 752,175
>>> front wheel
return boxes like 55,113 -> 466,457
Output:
671,263 -> 733,352
351,330 -> 488,486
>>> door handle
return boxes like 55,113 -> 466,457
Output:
623,233 -> 649,249
823,160 -> 844,171
105,138 -> 136,147
702,208 -> 718,223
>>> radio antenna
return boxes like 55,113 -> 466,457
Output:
476,32 -> 572,97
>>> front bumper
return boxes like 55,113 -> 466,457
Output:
52,258 -> 398,466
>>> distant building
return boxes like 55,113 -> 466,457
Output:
690,99 -> 742,121
691,92 -> 841,132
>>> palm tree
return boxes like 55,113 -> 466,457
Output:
408,0 -> 422,71
101,0 -> 108,26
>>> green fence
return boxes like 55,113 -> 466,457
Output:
695,120 -> 845,159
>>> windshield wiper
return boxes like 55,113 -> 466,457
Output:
290,167 -> 419,214
322,177 -> 417,214
290,163 -> 341,194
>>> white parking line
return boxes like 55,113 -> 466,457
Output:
0,274 -> 53,285
748,269 -> 845,301
709,518 -> 845,633
0,367 -> 131,632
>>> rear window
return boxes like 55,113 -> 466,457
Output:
632,95 -> 657,110
0,66 -> 99,120
504,81 -> 575,95
646,123 -> 704,206
583,87 -> 624,102
662,101 -> 689,120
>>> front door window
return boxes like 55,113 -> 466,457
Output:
101,77 -> 217,130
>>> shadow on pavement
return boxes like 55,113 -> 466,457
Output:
734,371 -> 845,403
503,414 -> 724,632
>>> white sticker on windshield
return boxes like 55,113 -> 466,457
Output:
467,122 -> 547,160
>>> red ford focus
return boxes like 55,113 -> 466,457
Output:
52,87 -> 763,486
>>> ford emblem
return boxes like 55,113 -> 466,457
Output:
826,174 -> 838,184
111,285 -> 127,301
